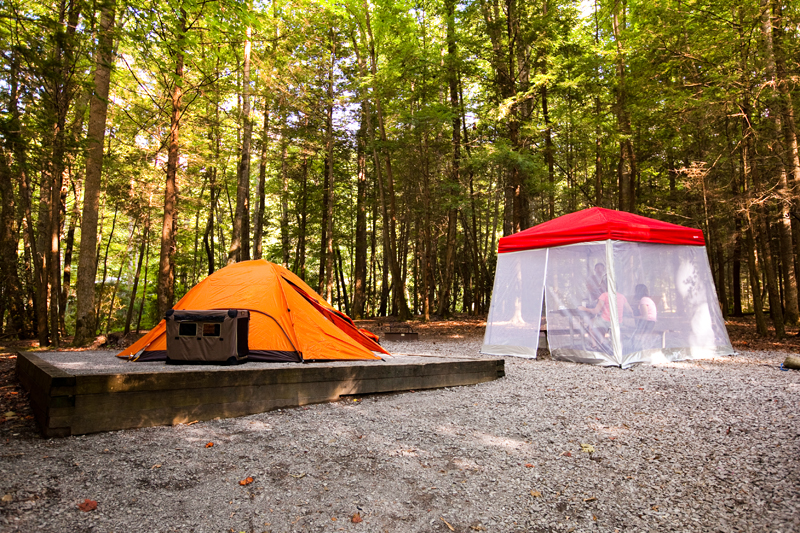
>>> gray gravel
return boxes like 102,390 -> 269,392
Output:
1,338 -> 799,532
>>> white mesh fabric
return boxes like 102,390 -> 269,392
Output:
542,242 -> 619,365
481,249 -> 547,358
612,242 -> 733,366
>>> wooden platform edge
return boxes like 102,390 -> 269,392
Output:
15,352 -> 504,437
15,352 -> 76,438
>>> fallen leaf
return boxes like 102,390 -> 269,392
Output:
78,499 -> 97,512
1,494 -> 12,502
205,442 -> 214,448
470,525 -> 486,531
530,490 -> 542,497
584,497 -> 597,502
561,451 -> 572,457
331,517 -> 337,521
151,464 -> 161,469
652,505 -> 658,511
525,463 -> 534,468
580,443 -> 595,454
351,513 -> 362,523
440,517 -> 455,531
239,477 -> 254,486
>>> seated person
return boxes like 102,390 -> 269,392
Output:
585,262 -> 607,307
630,284 -> 657,350
578,278 -> 633,352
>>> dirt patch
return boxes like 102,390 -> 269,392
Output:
357,315 -> 488,341
724,315 -> 800,353
0,350 -> 35,438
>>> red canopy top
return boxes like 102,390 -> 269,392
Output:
498,207 -> 705,253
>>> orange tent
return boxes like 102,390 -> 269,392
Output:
117,260 -> 388,362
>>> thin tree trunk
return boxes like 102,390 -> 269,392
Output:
593,0 -> 603,208
157,8 -> 185,320
253,101 -> 269,260
364,3 -> 410,319
43,0 -> 81,348
437,0 -> 460,317
297,152 -> 308,280
742,102 -> 781,337
0,157 -> 25,338
542,84 -> 556,218
59,201 -> 78,336
34,179 -> 51,345
611,0 -> 637,212
135,223 -> 151,334
229,25 -> 253,265
125,220 -> 148,336
102,250 -> 127,334
279,131 -> 290,267
203,95 -> 220,276
732,217 -> 743,316
336,248 -> 350,316
6,51 -> 35,338
761,0 -> 799,324
352,95 -> 368,319
95,206 -> 118,327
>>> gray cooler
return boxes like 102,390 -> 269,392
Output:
165,309 -> 249,364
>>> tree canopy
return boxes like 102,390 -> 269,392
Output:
0,0 -> 798,344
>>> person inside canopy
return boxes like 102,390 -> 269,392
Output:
578,276 -> 633,352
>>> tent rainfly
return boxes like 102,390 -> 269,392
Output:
482,208 -> 733,368
118,260 -> 388,362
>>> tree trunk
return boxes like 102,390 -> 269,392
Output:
36,179 -> 51,346
229,26 -> 253,265
125,220 -> 148,336
352,94 -> 368,319
611,0 -> 637,213
6,51 -> 35,338
742,103 -> 780,337
478,0 -> 528,233
203,95 -> 220,276
102,248 -> 127,334
253,102 -> 269,260
0,157 -> 25,338
364,3 -> 410,319
336,248 -> 350,316
732,217 -> 743,316
157,9 -> 185,320
135,223 -> 150,334
45,3 -> 78,348
296,152 -> 308,280
94,206 -> 117,327
59,202 -> 77,336
279,131 -> 290,267
543,82 -> 556,219
761,0 -> 799,324
437,0 -> 461,318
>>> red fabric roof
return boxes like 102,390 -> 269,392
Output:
498,207 -> 705,253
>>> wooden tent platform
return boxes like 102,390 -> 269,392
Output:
15,351 -> 504,438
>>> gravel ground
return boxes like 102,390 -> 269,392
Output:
1,338 -> 799,533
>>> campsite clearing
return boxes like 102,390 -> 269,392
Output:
1,331 -> 798,532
